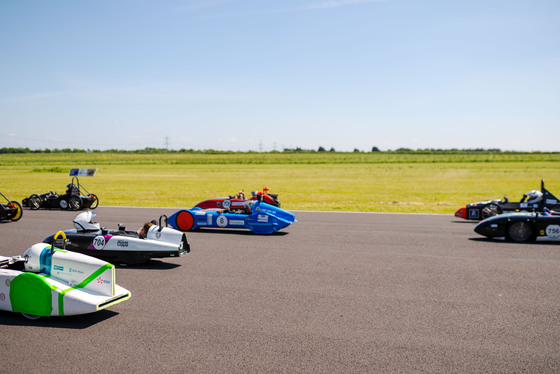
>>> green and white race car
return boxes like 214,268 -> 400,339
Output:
0,232 -> 130,319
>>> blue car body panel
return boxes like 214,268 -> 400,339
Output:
168,201 -> 296,234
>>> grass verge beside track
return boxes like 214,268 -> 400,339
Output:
1,152 -> 558,214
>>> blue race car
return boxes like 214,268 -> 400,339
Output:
168,200 -> 296,234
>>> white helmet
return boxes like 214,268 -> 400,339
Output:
525,190 -> 543,204
244,200 -> 254,212
73,211 -> 100,231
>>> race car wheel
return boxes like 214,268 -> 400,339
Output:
59,199 -> 68,209
69,195 -> 81,210
175,210 -> 195,231
21,313 -> 41,320
89,195 -> 99,209
9,201 -> 23,222
29,194 -> 41,209
481,203 -> 502,219
507,221 -> 535,243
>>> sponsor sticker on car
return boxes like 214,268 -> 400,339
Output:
258,215 -> 269,222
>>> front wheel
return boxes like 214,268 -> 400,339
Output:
507,222 -> 535,243
29,194 -> 41,209
481,203 -> 502,219
89,194 -> 99,209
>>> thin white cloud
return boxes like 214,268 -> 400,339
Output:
175,0 -> 234,12
305,0 -> 388,10
205,0 -> 388,19
0,92 -> 63,104
218,137 -> 238,144
127,134 -> 147,140
44,135 -> 67,143
0,77 -> 240,106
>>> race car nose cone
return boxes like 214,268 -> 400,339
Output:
474,219 -> 493,237
455,205 -> 467,219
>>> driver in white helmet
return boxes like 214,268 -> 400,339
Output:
522,190 -> 543,204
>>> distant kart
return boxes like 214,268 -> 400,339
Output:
0,192 -> 22,222
168,200 -> 296,235
0,233 -> 130,319
22,177 -> 99,211
474,209 -> 560,243
42,212 -> 190,265
194,187 -> 281,210
455,180 -> 560,220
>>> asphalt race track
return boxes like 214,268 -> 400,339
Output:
1,207 -> 559,373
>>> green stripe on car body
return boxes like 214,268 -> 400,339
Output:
58,264 -> 114,316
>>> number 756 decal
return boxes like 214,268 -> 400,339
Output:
545,225 -> 560,239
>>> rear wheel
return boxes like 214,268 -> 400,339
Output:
481,203 -> 502,219
9,201 -> 23,221
175,210 -> 195,231
29,194 -> 41,209
507,221 -> 535,243
69,195 -> 81,210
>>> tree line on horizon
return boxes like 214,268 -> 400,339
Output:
0,146 -> 555,155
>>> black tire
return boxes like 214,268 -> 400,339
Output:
21,313 -> 41,320
507,221 -> 535,243
89,195 -> 99,209
481,203 -> 502,219
29,194 -> 41,209
69,195 -> 81,210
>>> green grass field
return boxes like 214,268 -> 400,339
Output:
1,152 -> 559,214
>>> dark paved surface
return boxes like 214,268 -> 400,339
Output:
1,207 -> 559,373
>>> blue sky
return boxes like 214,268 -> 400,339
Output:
1,0 -> 558,151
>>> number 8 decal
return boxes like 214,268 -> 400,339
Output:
217,215 -> 228,228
